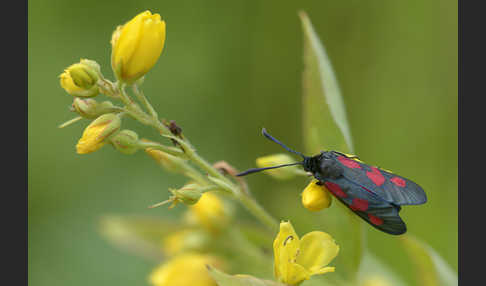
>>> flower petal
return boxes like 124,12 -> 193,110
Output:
281,262 -> 310,285
273,221 -> 300,282
125,15 -> 165,79
114,11 -> 149,68
296,231 -> 339,273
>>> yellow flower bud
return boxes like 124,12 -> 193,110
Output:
171,183 -> 203,205
111,10 -> 166,83
110,129 -> 139,155
76,113 -> 121,154
149,252 -> 222,286
60,61 -> 100,97
256,153 -> 301,180
189,192 -> 230,234
145,145 -> 187,173
162,229 -> 209,257
301,179 -> 332,211
72,98 -> 115,119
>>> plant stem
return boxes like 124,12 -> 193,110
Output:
116,83 -> 279,231
132,84 -> 158,119
235,191 -> 279,232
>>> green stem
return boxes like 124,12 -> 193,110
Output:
115,82 -> 279,231
132,84 -> 158,119
236,191 -> 279,232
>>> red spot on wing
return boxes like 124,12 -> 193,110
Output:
390,177 -> 406,187
337,156 -> 361,169
366,167 -> 385,186
324,182 -> 347,198
368,214 -> 384,226
350,198 -> 369,211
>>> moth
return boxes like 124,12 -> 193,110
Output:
237,128 -> 427,235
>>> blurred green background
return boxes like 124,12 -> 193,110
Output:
28,0 -> 457,285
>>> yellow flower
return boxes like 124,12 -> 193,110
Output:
76,113 -> 121,154
256,153 -> 301,180
189,192 -> 230,234
111,10 -> 166,83
301,179 -> 332,211
273,221 -> 339,285
149,252 -> 221,286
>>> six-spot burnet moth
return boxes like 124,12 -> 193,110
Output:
237,128 -> 427,235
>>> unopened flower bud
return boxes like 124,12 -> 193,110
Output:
256,153 -> 300,180
110,130 -> 140,155
69,63 -> 99,89
72,98 -> 115,119
111,10 -> 166,83
189,192 -> 230,234
60,60 -> 100,98
145,144 -> 187,173
171,183 -> 203,205
302,179 -> 332,211
76,113 -> 121,154
162,229 -> 209,257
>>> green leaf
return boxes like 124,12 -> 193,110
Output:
300,11 -> 354,155
400,235 -> 458,286
299,11 -> 363,282
208,266 -> 286,286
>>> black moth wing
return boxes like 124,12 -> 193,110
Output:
330,152 -> 427,206
314,174 -> 407,235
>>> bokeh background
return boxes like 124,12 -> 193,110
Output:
28,0 -> 457,285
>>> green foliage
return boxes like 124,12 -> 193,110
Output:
357,252 -> 407,286
29,1 -> 457,286
300,11 -> 353,155
299,11 -> 363,283
401,235 -> 458,286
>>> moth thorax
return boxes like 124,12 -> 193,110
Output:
303,156 -> 321,174
319,158 -> 343,179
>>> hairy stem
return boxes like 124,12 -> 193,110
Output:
116,83 -> 279,231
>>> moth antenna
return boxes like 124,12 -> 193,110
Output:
261,128 -> 306,158
236,162 -> 303,177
